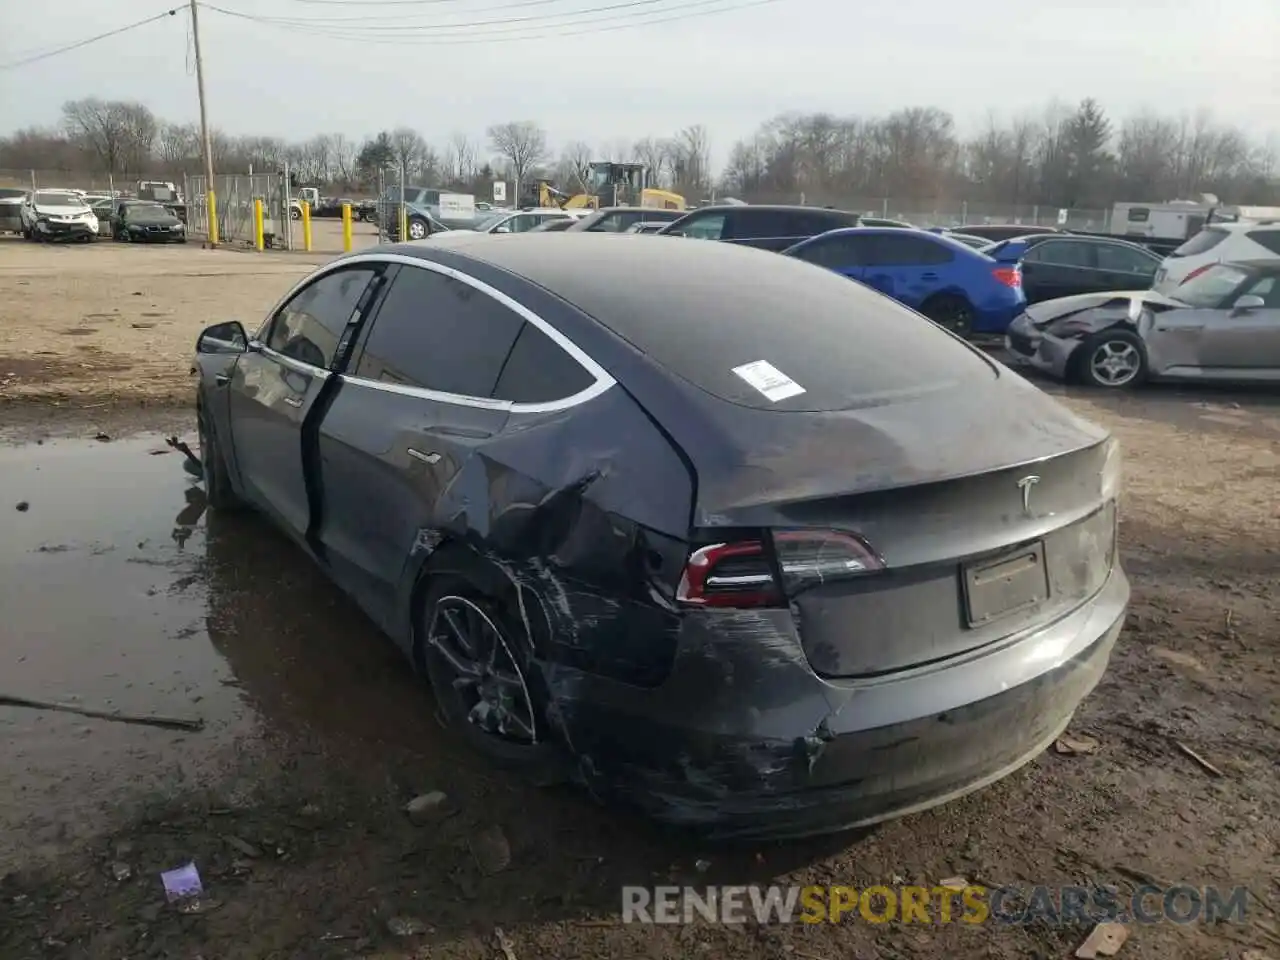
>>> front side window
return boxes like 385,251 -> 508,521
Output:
266,267 -> 377,369
355,266 -> 523,396
1026,241 -> 1093,268
1239,275 -> 1280,308
791,234 -> 873,269
864,233 -> 955,266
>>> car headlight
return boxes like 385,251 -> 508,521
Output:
1100,436 -> 1122,502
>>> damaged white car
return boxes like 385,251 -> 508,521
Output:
20,190 -> 99,243
1005,260 -> 1280,388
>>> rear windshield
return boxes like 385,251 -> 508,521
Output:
1171,228 -> 1227,258
0,188 -> 25,199
550,243 -> 995,411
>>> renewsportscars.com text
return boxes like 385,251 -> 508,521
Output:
621,884 -> 1248,926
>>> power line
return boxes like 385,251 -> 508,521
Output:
202,0 -> 784,43
0,8 -> 184,71
218,0 -> 661,26
209,0 -> 714,32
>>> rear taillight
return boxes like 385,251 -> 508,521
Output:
1178,264 -> 1213,285
676,531 -> 884,609
993,265 -> 1022,288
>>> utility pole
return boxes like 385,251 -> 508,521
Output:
189,0 -> 218,245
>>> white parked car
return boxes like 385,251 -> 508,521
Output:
1153,221 -> 1280,293
435,208 -> 588,238
20,190 -> 99,243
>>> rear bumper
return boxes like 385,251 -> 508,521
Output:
554,565 -> 1127,840
972,300 -> 1025,335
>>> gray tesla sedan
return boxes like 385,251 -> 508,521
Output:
192,233 -> 1127,839
1006,260 -> 1280,388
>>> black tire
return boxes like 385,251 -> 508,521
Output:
406,217 -> 429,241
416,567 -> 566,780
920,294 -> 975,336
289,207 -> 301,221
119,229 -> 131,243
197,400 -> 243,510
1078,329 -> 1147,389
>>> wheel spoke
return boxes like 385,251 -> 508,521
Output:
440,608 -> 476,658
430,634 -> 482,680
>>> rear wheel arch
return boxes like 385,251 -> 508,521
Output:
409,541 -> 555,673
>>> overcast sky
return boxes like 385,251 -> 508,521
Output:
2,0 -> 1277,167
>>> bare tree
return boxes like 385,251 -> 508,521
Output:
448,131 -> 476,183
487,120 -> 548,202
156,122 -> 198,171
559,140 -> 593,191
331,133 -> 357,186
631,136 -> 669,187
61,98 -> 134,174
388,126 -> 429,179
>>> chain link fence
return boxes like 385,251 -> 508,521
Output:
736,191 -> 1110,231
184,173 -> 289,246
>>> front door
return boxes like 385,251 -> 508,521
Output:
1195,276 -> 1280,378
227,265 -> 381,540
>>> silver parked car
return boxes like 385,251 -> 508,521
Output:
1005,260 -> 1280,388
0,187 -> 26,234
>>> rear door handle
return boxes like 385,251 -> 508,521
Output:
283,396 -> 303,408
407,448 -> 441,464
921,272 -> 939,280
214,373 -> 230,386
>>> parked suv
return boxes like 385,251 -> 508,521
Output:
0,188 -> 26,234
20,189 -> 99,242
657,204 -> 860,252
1153,222 -> 1280,293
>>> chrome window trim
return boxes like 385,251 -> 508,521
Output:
256,344 -> 333,379
304,251 -> 616,415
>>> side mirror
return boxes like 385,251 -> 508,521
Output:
663,229 -> 684,237
197,321 -> 249,354
493,224 -> 511,234
1232,294 -> 1265,314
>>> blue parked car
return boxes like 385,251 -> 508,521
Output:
783,228 -> 1027,335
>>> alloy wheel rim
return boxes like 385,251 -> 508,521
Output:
409,221 -> 426,240
427,596 -> 537,744
1090,341 -> 1140,385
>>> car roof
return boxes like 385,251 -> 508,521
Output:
683,204 -> 859,216
362,233 -> 844,319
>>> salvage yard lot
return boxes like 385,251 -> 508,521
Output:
2,239 -> 1279,959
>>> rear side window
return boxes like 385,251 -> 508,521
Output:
1246,230 -> 1280,255
492,323 -> 596,404
1025,241 -> 1093,268
864,233 -> 954,266
675,212 -> 726,240
267,267 -> 377,369
1172,228 -> 1228,257
1126,207 -> 1150,222
355,266 -> 523,397
726,210 -> 820,241
1095,243 -> 1158,275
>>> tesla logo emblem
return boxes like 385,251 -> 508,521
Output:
1016,475 -> 1041,515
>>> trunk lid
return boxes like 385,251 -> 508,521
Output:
681,372 -> 1117,677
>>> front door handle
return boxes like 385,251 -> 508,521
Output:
283,396 -> 303,408
214,373 -> 230,386
921,272 -> 939,280
407,448 -> 441,464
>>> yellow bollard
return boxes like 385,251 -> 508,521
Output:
301,201 -> 312,252
253,198 -> 264,251
341,203 -> 353,252
399,204 -> 408,243
206,190 -> 219,246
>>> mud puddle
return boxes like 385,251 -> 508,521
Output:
0,435 -> 455,869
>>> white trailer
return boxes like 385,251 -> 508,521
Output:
1109,201 -> 1214,242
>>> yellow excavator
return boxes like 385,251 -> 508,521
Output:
525,162 -> 685,211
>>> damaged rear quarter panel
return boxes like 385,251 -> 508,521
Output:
396,385 -> 697,689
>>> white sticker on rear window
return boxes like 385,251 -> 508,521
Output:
731,360 -> 806,402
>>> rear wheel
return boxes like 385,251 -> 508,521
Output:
921,294 -> 975,336
417,569 -> 564,779
407,217 -> 428,240
1079,329 -> 1147,389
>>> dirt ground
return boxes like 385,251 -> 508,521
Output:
1,241 -> 1279,960
0,229 -> 376,410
